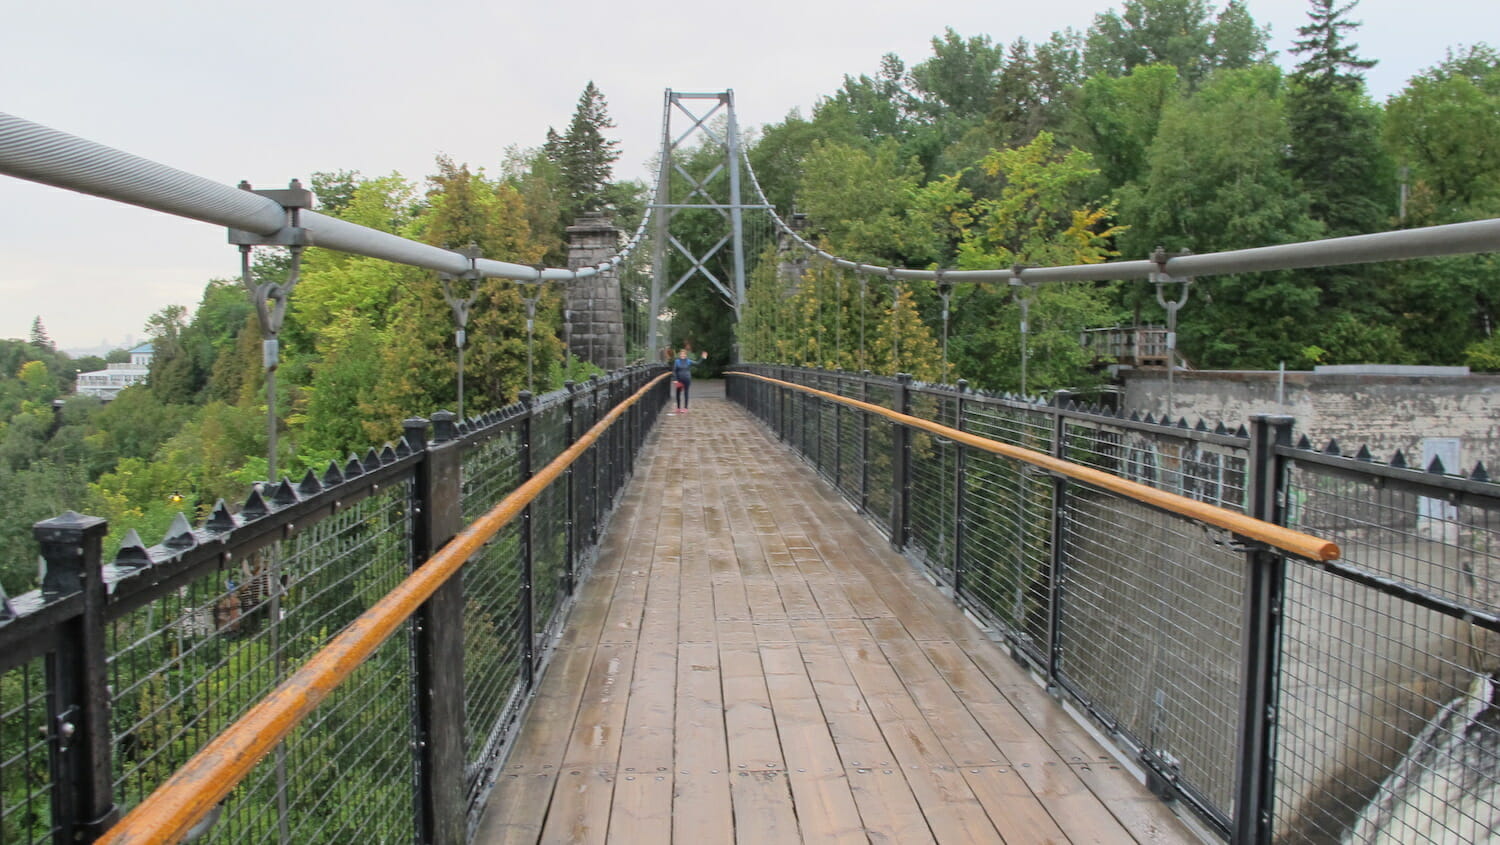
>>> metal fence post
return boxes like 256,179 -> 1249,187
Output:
890,373 -> 913,551
1046,391 -> 1074,689
953,380 -> 969,598
777,367 -> 787,441
860,372 -> 872,513
834,371 -> 843,493
406,414 -> 465,845
518,391 -> 537,689
563,383 -> 578,593
590,376 -> 602,543
35,511 -> 116,844
1234,414 -> 1293,845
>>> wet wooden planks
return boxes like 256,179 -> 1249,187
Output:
474,384 -> 1201,844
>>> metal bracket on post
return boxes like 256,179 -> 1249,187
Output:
439,243 -> 483,422
519,267 -> 547,397
1151,246 -> 1193,422
228,180 -> 313,483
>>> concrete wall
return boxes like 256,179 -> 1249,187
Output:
1121,366 -> 1500,474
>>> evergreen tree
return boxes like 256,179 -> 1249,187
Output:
546,82 -> 620,217
1286,0 -> 1389,236
28,317 -> 53,351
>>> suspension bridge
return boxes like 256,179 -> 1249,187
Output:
2,90 -> 1500,845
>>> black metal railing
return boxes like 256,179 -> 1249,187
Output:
729,365 -> 1500,845
0,366 -> 666,844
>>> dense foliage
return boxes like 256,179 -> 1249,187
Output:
738,0 -> 1500,391
0,86 -> 638,600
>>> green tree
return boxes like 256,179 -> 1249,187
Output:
991,32 -> 1086,148
545,81 -> 621,218
910,28 -> 1004,122
1117,65 -> 1324,368
145,304 -> 194,405
28,317 -> 52,351
1084,0 -> 1270,88
1384,44 -> 1500,224
949,132 -> 1122,393
1070,64 -> 1181,190
1286,0 -> 1390,236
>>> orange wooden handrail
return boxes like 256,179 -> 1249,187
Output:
734,372 -> 1339,563
99,373 -> 668,845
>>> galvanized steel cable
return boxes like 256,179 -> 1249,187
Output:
0,111 -> 657,282
731,121 -> 1500,283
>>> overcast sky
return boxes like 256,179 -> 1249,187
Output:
0,0 -> 1489,351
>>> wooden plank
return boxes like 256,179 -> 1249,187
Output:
476,396 -> 1197,844
730,770 -> 801,843
862,619 -> 1010,768
1010,759 -> 1140,845
537,768 -> 614,845
825,621 -> 1002,842
472,771 -> 557,845
605,771 -> 673,842
1071,762 -> 1199,844
720,644 -> 784,771
916,639 -> 1085,765
559,640 -> 637,769
958,765 -> 1070,844
760,645 -> 867,843
617,640 -> 677,773
673,642 -> 733,844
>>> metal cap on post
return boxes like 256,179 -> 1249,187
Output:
430,410 -> 458,445
34,511 -> 117,841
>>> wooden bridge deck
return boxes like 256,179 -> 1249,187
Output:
474,382 -> 1201,844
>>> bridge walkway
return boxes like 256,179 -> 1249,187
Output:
474,382 -> 1199,844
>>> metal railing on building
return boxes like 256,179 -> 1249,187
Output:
0,368 -> 667,845
728,366 -> 1500,845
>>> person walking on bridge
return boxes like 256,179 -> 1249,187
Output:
672,347 -> 705,413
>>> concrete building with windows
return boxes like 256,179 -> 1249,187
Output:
74,343 -> 153,400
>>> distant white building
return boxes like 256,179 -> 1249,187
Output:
75,343 -> 153,400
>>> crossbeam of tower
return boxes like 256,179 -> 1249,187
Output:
646,89 -> 768,361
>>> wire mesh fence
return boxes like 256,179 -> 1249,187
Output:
1,657 -> 53,843
730,365 -> 1500,844
1276,456 -> 1500,843
0,364 -> 665,843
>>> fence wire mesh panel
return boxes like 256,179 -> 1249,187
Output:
1276,458 -> 1500,843
459,425 -> 526,798
1061,419 -> 1250,513
955,450 -> 1054,664
530,399 -> 570,644
832,377 -> 865,505
907,390 -> 960,585
1,657 -> 53,843
816,388 -> 840,489
1059,491 -> 1246,823
575,389 -> 600,548
963,394 -> 1053,453
183,481 -> 416,842
463,428 -> 522,527
459,522 -> 525,804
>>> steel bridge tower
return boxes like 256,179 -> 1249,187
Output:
647,89 -> 761,362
